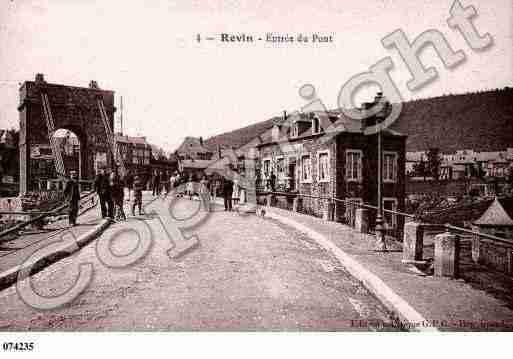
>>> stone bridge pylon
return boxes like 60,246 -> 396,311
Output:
18,74 -> 116,193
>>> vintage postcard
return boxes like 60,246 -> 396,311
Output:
0,0 -> 512,357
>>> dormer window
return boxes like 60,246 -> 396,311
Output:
292,123 -> 299,138
272,125 -> 281,141
312,116 -> 320,134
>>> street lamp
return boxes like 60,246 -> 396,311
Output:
374,92 -> 389,252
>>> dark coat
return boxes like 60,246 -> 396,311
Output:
111,175 -> 125,202
64,179 -> 80,204
222,177 -> 233,194
94,174 -> 111,196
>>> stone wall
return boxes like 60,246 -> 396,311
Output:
480,240 -> 513,275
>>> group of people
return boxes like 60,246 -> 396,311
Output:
93,169 -> 144,221
62,167 -> 249,227
180,172 -> 245,212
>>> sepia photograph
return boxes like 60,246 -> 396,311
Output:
0,0 -> 512,357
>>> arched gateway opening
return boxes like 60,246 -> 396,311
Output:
18,74 -> 116,193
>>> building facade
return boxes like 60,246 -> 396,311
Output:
256,100 -> 407,230
175,136 -> 213,161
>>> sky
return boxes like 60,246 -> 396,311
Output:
0,0 -> 511,152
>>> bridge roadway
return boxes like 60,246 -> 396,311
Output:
0,192 -> 396,331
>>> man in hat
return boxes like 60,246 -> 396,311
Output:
222,175 -> 233,211
63,170 -> 80,226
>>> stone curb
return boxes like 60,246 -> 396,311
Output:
266,210 -> 439,332
0,218 -> 112,292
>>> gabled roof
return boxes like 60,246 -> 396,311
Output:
176,136 -> 212,154
474,197 -> 513,226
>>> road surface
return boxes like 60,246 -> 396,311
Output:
0,193 -> 396,331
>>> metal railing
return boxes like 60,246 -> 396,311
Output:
257,190 -> 412,241
257,190 -> 513,276
0,191 -> 97,240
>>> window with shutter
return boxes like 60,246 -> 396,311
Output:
383,152 -> 398,183
346,150 -> 362,182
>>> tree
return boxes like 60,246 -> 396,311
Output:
426,148 -> 441,181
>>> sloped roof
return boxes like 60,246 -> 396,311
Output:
474,197 -> 513,226
176,136 -> 212,154
203,118 -> 278,152
179,159 -> 213,169
115,134 -> 150,146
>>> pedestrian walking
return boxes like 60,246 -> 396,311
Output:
199,174 -> 211,211
94,168 -> 114,218
125,171 -> 134,202
161,171 -> 169,194
169,172 -> 176,191
222,176 -> 233,211
63,171 -> 80,226
269,171 -> 277,192
111,171 -> 126,221
211,177 -> 219,203
152,170 -> 161,196
132,174 -> 144,216
232,177 -> 240,206
186,174 -> 194,200
239,184 -> 246,204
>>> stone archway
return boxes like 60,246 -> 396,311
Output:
51,128 -> 85,180
18,74 -> 116,193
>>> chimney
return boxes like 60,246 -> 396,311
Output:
199,136 -> 203,146
361,102 -> 374,130
89,80 -> 100,89
35,73 -> 46,84
283,110 -> 287,121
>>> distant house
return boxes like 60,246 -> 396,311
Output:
175,137 -> 213,161
114,134 -> 152,175
115,134 -> 177,181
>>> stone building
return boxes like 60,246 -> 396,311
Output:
256,96 -> 407,230
115,134 -> 152,172
175,136 -> 213,161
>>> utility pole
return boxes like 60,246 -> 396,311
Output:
120,95 -> 124,136
374,92 -> 388,252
